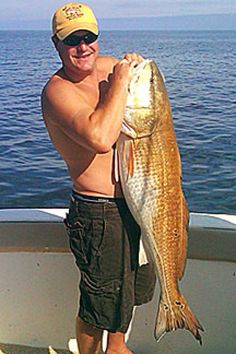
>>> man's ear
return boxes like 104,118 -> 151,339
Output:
52,34 -> 59,50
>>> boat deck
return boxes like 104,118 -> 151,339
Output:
0,209 -> 235,354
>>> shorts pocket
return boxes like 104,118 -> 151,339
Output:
64,211 -> 105,272
79,272 -> 123,331
64,212 -> 89,270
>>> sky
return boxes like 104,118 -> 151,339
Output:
0,0 -> 236,30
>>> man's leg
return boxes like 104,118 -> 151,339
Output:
105,332 -> 133,354
76,316 -> 103,354
76,317 -> 133,354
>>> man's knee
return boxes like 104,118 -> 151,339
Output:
76,316 -> 103,338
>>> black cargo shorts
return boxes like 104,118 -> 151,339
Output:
64,191 -> 156,333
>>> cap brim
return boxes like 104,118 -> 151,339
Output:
57,23 -> 98,40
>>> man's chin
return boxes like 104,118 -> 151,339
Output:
75,55 -> 96,69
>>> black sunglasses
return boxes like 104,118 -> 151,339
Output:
63,32 -> 98,46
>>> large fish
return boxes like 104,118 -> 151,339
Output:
117,60 -> 203,344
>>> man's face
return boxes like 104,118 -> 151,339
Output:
56,30 -> 99,74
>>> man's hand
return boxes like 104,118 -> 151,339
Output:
112,58 -> 134,90
112,52 -> 144,89
123,52 -> 144,67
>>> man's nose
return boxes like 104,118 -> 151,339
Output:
77,41 -> 88,50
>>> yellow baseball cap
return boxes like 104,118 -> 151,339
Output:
52,2 -> 98,40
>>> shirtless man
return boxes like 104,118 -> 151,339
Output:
41,3 -> 156,354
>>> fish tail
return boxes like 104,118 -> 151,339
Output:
155,294 -> 204,345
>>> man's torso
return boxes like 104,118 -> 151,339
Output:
42,56 -> 122,197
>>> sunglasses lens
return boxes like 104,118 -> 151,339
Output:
63,36 -> 79,46
84,33 -> 98,44
63,32 -> 98,46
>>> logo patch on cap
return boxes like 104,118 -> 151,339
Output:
62,4 -> 84,20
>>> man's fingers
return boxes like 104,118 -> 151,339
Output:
123,52 -> 144,64
119,58 -> 130,65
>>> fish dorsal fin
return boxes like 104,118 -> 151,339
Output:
177,196 -> 189,280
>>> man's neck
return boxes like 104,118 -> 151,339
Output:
62,64 -> 98,84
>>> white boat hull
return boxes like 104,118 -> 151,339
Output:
0,209 -> 235,353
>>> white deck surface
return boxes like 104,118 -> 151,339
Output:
0,209 -> 235,353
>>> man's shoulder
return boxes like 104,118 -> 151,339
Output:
97,55 -> 118,70
41,72 -> 80,121
42,71 -> 74,101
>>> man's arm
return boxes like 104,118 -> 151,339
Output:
41,58 -> 136,154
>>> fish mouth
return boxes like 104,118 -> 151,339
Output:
129,59 -> 152,95
123,59 -> 155,139
132,59 -> 152,75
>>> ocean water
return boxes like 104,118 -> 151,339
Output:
0,30 -> 235,213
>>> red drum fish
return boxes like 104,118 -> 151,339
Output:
117,60 -> 203,344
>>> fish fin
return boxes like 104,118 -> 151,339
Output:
177,196 -> 189,280
138,237 -> 149,266
155,294 -> 204,345
113,144 -> 119,183
127,140 -> 134,177
122,140 -> 134,180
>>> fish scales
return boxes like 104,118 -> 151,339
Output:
117,60 -> 203,344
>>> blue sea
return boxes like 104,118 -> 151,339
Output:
0,30 -> 235,213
